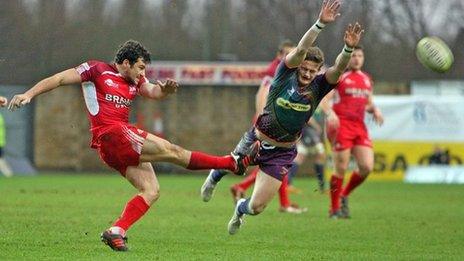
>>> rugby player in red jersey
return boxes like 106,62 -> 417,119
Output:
8,40 -> 254,251
325,46 -> 384,218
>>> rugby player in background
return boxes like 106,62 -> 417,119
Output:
325,46 -> 384,219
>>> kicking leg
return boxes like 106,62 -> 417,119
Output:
200,129 -> 259,202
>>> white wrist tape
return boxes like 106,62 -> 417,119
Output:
342,44 -> 354,56
311,19 -> 326,33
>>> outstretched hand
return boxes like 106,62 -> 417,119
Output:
319,0 -> 341,24
158,79 -> 178,95
0,96 -> 7,107
373,108 -> 384,126
8,93 -> 32,111
344,22 -> 364,48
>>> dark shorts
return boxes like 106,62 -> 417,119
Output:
254,141 -> 297,181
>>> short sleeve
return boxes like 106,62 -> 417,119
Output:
75,60 -> 100,82
136,76 -> 149,89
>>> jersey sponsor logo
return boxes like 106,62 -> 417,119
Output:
105,94 -> 132,108
276,97 -> 311,112
344,88 -> 370,98
104,79 -> 119,88
287,88 -> 295,96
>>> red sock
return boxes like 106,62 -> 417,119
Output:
187,151 -> 235,171
279,175 -> 291,208
341,172 -> 366,197
330,175 -> 344,213
236,167 -> 259,191
113,195 -> 150,232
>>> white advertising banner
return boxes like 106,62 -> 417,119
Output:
367,96 -> 464,142
362,95 -> 464,183
405,166 -> 464,184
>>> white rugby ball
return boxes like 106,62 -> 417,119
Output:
416,37 -> 454,73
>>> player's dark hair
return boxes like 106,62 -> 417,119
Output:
305,47 -> 324,66
354,45 -> 363,51
115,40 -> 151,65
278,40 -> 295,54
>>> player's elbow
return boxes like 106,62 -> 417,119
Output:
50,74 -> 65,87
295,46 -> 307,57
326,70 -> 342,85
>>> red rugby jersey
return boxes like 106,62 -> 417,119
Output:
332,70 -> 372,122
76,60 -> 148,148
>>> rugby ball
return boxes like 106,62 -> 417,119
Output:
416,37 -> 454,73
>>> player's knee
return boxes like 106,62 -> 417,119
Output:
167,143 -> 185,159
358,163 -> 373,175
335,165 -> 348,175
143,187 -> 160,205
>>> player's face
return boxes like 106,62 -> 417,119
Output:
121,58 -> 146,84
349,49 -> 364,70
297,60 -> 321,87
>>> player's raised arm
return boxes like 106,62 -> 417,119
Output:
325,23 -> 364,84
8,69 -> 82,111
139,79 -> 179,100
285,0 -> 341,68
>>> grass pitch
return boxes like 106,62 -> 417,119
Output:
0,173 -> 463,260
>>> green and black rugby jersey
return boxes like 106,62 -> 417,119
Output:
256,61 -> 335,143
